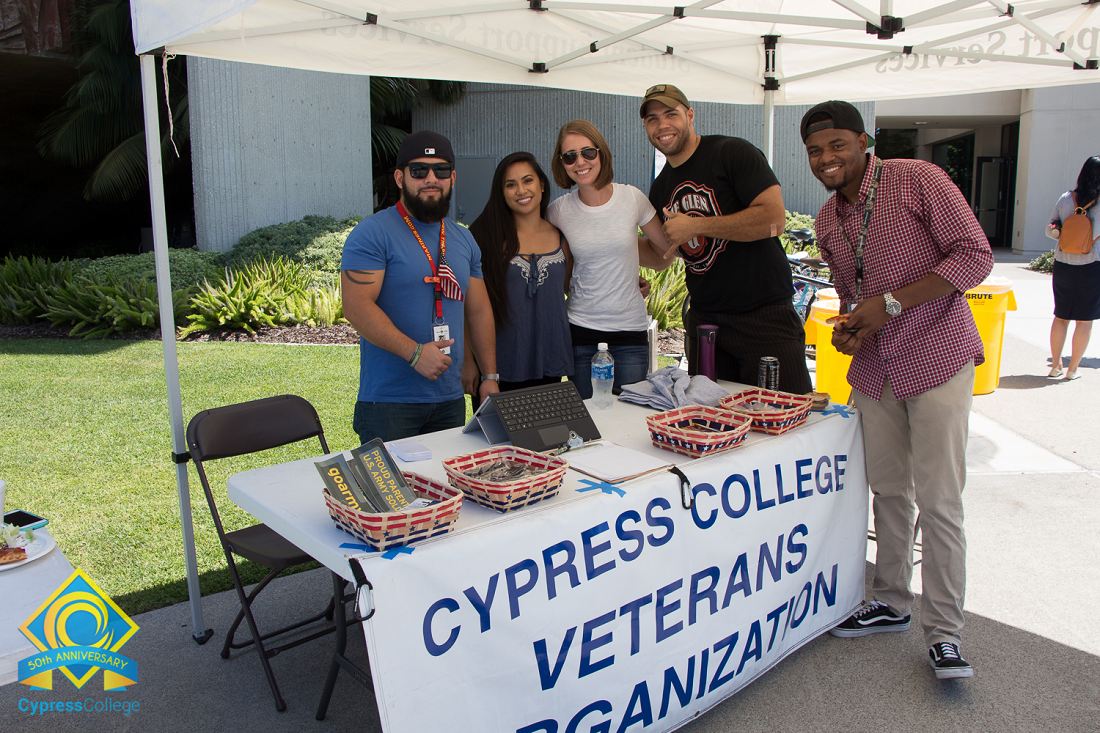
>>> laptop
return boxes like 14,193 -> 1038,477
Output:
462,381 -> 601,452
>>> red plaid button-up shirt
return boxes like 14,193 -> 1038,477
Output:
815,155 -> 993,401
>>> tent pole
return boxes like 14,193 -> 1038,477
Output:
763,88 -> 775,167
138,53 -> 212,645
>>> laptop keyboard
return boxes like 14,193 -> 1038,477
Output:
493,382 -> 589,432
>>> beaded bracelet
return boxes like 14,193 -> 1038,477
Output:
408,343 -> 423,368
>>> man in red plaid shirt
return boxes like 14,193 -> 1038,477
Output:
802,101 -> 993,680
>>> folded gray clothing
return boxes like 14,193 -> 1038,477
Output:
619,367 -> 729,410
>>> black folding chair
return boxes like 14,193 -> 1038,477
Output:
187,394 -> 342,712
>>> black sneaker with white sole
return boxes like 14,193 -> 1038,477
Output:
829,600 -> 911,637
929,642 -> 974,679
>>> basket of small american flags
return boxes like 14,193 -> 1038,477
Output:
441,446 -> 568,513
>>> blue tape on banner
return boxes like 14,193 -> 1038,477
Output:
576,479 -> 626,497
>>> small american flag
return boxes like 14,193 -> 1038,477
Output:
437,253 -> 464,302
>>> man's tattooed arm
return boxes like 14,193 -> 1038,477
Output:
343,269 -> 378,285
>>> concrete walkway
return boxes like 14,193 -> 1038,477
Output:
2,254 -> 1097,731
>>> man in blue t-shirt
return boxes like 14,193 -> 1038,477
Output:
341,130 -> 499,442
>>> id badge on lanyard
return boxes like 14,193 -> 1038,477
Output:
432,323 -> 451,354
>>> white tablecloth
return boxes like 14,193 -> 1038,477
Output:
0,531 -> 74,686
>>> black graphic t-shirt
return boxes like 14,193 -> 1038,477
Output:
649,136 -> 793,314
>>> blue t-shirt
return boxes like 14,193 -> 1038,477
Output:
341,207 -> 482,403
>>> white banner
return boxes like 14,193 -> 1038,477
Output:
358,414 -> 867,733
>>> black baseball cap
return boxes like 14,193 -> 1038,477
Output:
640,84 -> 691,117
396,130 -> 455,168
800,101 -> 876,147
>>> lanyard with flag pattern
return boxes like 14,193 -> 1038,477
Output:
396,201 -> 464,324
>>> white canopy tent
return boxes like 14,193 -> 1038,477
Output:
128,0 -> 1100,640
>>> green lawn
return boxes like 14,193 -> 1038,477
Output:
0,340 -> 674,616
0,339 -> 367,615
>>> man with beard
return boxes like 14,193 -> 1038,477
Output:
341,130 -> 499,442
640,84 -> 812,394
801,101 -> 992,679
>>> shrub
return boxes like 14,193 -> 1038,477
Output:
74,249 -> 226,289
181,255 -> 344,337
226,214 -> 362,280
641,259 -> 688,331
0,256 -> 78,324
34,272 -> 193,338
1028,250 -> 1055,273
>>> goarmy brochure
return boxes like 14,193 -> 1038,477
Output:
315,454 -> 378,512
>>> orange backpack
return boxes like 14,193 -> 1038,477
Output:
1059,192 -> 1100,254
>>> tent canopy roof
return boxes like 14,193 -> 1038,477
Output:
132,0 -> 1100,105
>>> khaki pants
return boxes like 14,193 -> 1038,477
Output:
852,361 -> 974,646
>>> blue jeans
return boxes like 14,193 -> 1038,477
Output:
353,398 -> 465,443
569,344 -> 649,400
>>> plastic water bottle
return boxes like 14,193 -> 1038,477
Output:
591,343 -> 614,409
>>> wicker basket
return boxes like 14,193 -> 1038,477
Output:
646,405 -> 752,459
441,446 -> 568,513
718,389 -> 813,436
324,472 -> 463,551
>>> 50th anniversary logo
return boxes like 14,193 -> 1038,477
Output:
16,569 -> 141,717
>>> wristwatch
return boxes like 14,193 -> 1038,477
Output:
480,373 -> 500,383
883,292 -> 902,317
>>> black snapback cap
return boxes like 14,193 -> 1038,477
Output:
800,101 -> 875,147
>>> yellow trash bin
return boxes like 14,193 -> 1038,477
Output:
809,296 -> 853,404
965,276 -> 1016,395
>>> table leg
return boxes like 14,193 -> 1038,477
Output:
316,570 -> 373,721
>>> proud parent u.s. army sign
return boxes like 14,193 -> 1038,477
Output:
356,413 -> 867,733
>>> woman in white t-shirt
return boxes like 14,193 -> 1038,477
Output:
546,119 -> 675,399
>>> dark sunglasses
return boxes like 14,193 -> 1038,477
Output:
407,162 -> 454,179
559,147 -> 599,166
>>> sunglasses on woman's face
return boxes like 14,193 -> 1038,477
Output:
559,147 -> 599,166
407,162 -> 454,179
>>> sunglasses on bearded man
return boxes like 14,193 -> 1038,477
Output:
406,162 -> 454,179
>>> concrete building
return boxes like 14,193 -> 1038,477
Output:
187,62 -> 1100,258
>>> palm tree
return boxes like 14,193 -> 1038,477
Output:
38,0 -> 464,209
36,0 -> 187,203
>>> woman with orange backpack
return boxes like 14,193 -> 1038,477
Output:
1046,156 -> 1100,380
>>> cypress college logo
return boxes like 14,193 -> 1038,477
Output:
17,569 -> 139,691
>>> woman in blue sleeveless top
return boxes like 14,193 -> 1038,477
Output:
465,152 -> 574,403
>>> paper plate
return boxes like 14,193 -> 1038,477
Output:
0,532 -> 57,572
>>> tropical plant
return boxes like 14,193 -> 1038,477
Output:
181,256 -> 344,337
641,259 -> 688,331
0,256 -> 79,325
36,0 -> 188,203
370,78 -> 468,163
34,272 -> 192,338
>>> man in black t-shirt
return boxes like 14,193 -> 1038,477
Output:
640,84 -> 812,394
